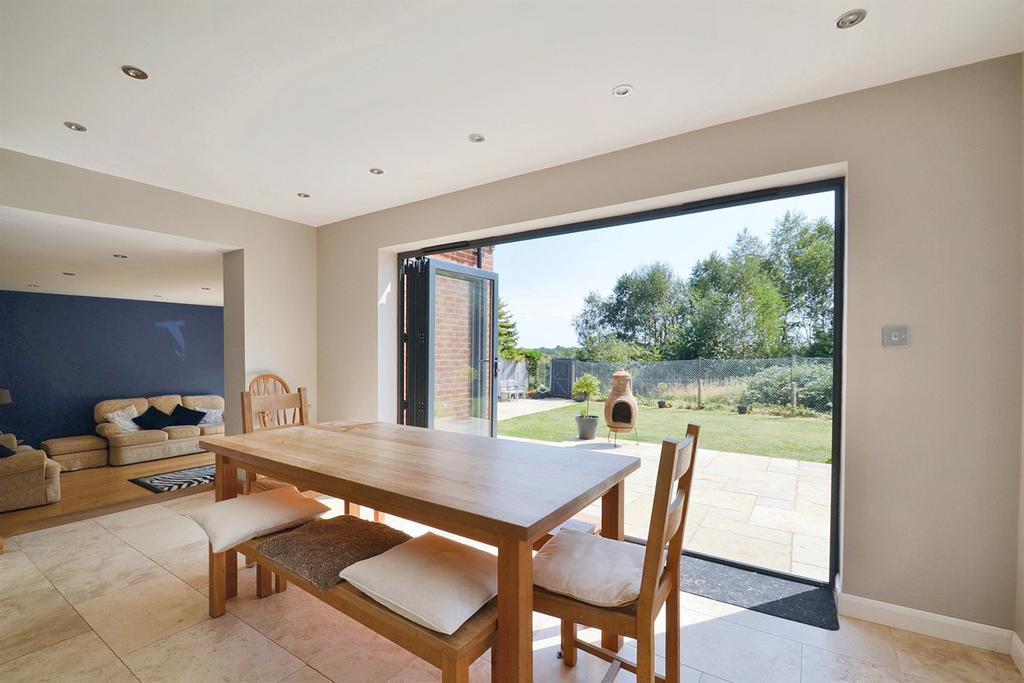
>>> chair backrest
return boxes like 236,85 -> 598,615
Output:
247,374 -> 294,428
638,423 -> 700,603
241,387 -> 310,434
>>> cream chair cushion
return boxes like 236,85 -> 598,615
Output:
533,529 -> 646,607
189,485 -> 329,553
340,532 -> 497,635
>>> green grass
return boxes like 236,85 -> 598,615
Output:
498,404 -> 832,462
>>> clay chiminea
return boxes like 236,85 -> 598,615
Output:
604,369 -> 639,436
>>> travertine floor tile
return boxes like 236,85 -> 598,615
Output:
281,667 -> 333,683
13,520 -> 125,572
75,573 -> 209,656
0,631 -> 135,682
0,585 -> 90,664
0,550 -> 51,598
94,503 -> 182,532
109,514 -> 207,555
892,628 -> 1022,683
149,538 -> 245,590
124,613 -> 304,683
158,490 -> 215,515
801,644 -> 910,682
42,542 -> 168,604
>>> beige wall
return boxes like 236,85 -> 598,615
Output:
318,55 -> 1024,628
0,150 -> 318,432
1017,55 -> 1024,643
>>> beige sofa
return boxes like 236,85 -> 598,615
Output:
0,433 -> 61,512
94,394 -> 225,466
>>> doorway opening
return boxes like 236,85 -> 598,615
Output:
399,179 -> 844,587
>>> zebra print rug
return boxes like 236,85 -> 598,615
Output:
129,464 -> 216,494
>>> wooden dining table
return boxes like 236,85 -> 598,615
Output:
200,420 -> 640,682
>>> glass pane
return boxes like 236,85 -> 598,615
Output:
432,270 -> 493,436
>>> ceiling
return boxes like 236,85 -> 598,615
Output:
1,1 -> 1021,227
0,207 -> 231,305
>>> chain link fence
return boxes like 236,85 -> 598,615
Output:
574,356 -> 833,416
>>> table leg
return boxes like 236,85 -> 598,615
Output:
601,481 -> 625,652
495,538 -> 533,682
214,455 -> 238,599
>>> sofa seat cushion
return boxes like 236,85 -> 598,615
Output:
41,435 -> 107,456
200,423 -> 225,436
340,532 -> 498,635
162,425 -> 201,440
189,485 -> 329,553
107,430 -> 169,448
533,529 -> 647,607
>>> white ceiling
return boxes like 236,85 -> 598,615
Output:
1,1 -> 1021,227
0,207 -> 231,305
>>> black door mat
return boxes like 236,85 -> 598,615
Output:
681,554 -> 838,630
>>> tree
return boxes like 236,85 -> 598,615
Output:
577,336 -> 653,363
497,299 -> 520,359
768,211 -> 834,349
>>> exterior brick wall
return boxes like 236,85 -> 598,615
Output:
431,248 -> 494,419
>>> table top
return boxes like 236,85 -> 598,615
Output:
200,421 -> 640,543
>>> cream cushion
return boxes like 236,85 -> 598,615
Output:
105,405 -> 140,432
199,409 -> 224,425
533,529 -> 646,607
340,532 -> 497,635
107,430 -> 168,448
189,485 -> 329,553
162,425 -> 201,439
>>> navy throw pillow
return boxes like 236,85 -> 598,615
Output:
171,404 -> 206,426
0,443 -> 15,458
133,406 -> 175,430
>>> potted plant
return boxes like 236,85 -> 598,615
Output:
572,373 -> 601,440
656,382 -> 670,409
536,384 -> 550,399
737,404 -> 749,415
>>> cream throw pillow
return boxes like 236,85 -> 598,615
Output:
105,405 -> 140,432
340,532 -> 497,635
199,408 -> 224,425
533,529 -> 646,607
189,486 -> 329,553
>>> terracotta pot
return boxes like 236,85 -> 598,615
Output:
604,369 -> 638,433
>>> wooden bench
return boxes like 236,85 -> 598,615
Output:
217,530 -> 498,682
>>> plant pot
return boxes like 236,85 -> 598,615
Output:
575,415 -> 599,440
737,404 -> 748,415
537,390 -> 550,399
573,393 -> 587,403
657,400 -> 668,409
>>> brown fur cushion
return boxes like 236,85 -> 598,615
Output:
257,515 -> 412,590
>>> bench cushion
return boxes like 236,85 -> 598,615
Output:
340,532 -> 497,635
533,529 -> 646,607
189,485 -> 329,553
258,516 -> 411,590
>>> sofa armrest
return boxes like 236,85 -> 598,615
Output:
0,449 -> 45,476
96,422 -> 124,438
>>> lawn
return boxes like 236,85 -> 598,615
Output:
498,403 -> 833,462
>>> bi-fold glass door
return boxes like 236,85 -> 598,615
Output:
400,257 -> 498,437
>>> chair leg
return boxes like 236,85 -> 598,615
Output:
665,588 -> 681,683
343,501 -> 361,517
560,620 -> 577,667
256,563 -> 273,598
636,620 -> 656,683
209,548 -> 226,617
440,655 -> 469,683
373,509 -> 386,523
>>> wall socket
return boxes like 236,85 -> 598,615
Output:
882,325 -> 909,348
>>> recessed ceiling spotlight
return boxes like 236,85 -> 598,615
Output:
296,192 -> 310,198
64,121 -> 87,132
612,84 -> 634,97
27,284 -> 39,288
369,168 -> 385,175
121,65 -> 149,80
113,254 -> 128,259
468,133 -> 485,143
836,8 -> 867,29
62,272 -> 76,276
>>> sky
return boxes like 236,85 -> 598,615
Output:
492,190 -> 836,348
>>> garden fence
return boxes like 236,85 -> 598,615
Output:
573,356 -> 833,415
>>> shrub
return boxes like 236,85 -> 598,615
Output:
742,364 -> 832,412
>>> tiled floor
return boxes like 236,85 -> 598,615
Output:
3,491 -> 1021,683
509,437 -> 832,581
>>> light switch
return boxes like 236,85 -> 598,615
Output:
882,325 -> 909,348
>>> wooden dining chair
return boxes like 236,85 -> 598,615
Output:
533,423 -> 700,683
247,373 -> 295,429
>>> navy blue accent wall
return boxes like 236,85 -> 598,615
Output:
0,291 -> 224,445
